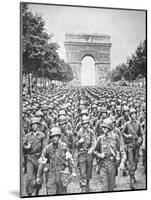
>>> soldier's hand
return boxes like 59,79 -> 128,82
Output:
66,151 -> 72,159
71,172 -> 76,177
119,162 -> 124,171
138,137 -> 142,144
127,134 -> 133,138
24,142 -> 32,149
87,149 -> 93,155
96,152 -> 106,159
38,157 -> 47,164
79,138 -> 84,143
36,177 -> 41,185
100,152 -> 106,159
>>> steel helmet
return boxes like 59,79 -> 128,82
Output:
41,105 -> 48,110
58,110 -> 66,116
123,106 -> 129,112
81,109 -> 88,115
100,107 -> 107,114
35,110 -> 43,117
30,117 -> 40,125
81,115 -> 90,124
92,104 -> 97,109
116,105 -> 121,111
50,127 -> 61,137
100,118 -> 113,130
58,115 -> 68,125
129,108 -> 137,115
49,104 -> 53,109
111,102 -> 115,106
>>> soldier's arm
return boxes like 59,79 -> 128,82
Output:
95,121 -> 100,135
42,132 -> 49,149
74,131 -> 81,148
89,130 -> 97,153
66,147 -> 76,174
93,137 -> 104,158
121,122 -> 129,138
37,146 -> 48,179
137,122 -> 144,145
23,134 -> 32,149
116,135 -> 126,165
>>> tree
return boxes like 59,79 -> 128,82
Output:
127,40 -> 146,80
21,3 -> 73,91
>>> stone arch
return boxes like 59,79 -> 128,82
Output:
80,53 -> 97,62
64,33 -> 112,85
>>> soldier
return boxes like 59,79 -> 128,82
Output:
75,115 -> 96,192
36,127 -> 76,195
110,116 -> 125,186
95,107 -> 108,137
23,117 -> 46,196
34,110 -> 49,142
116,106 -> 130,131
122,108 -> 143,189
58,115 -> 75,155
57,109 -> 72,131
93,118 -> 126,191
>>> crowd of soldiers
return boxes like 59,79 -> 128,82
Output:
21,85 -> 146,196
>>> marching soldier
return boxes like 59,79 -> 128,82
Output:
75,115 -> 96,192
58,115 -> 75,155
36,127 -> 76,195
95,107 -> 108,137
93,118 -> 126,191
122,108 -> 143,189
23,117 -> 46,196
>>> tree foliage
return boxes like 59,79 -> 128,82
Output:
110,40 -> 146,82
21,3 -> 73,84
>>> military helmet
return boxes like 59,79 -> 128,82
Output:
123,106 -> 129,112
100,107 -> 107,114
129,108 -> 137,115
50,127 -> 61,137
22,108 -> 27,113
81,115 -> 90,124
111,102 -> 115,106
30,117 -> 40,125
81,109 -> 88,115
35,110 -> 43,117
100,118 -> 113,130
58,115 -> 68,125
116,105 -> 121,111
58,109 -> 66,116
92,104 -> 97,109
49,104 -> 53,109
41,105 -> 48,110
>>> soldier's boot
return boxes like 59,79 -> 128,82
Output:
133,176 -> 137,183
86,180 -> 90,192
123,168 -> 128,177
130,176 -> 135,190
81,186 -> 87,193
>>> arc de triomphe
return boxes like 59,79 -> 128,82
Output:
64,33 -> 112,85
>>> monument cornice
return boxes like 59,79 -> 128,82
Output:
64,42 -> 112,47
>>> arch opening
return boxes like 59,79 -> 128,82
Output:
81,56 -> 95,86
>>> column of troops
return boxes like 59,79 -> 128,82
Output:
22,85 -> 146,196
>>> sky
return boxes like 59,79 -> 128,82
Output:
29,4 -> 146,69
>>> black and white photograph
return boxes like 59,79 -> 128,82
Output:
20,2 -> 147,197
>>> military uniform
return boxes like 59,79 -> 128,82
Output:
94,118 -> 126,191
23,128 -> 45,196
122,117 -> 143,188
75,121 -> 96,192
37,140 -> 75,195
